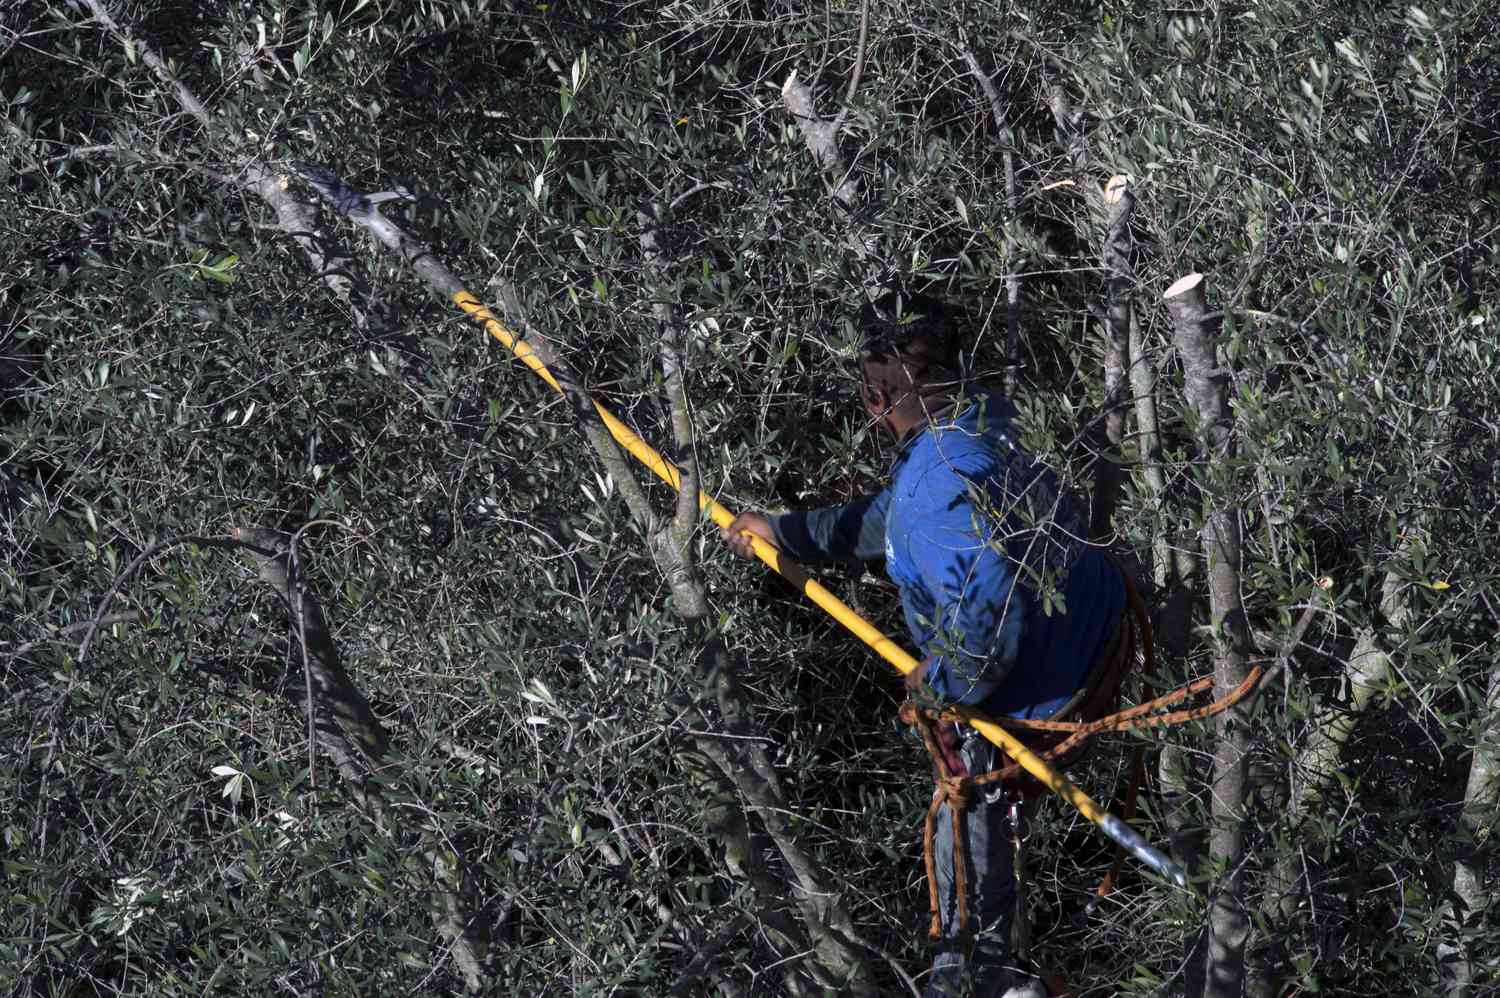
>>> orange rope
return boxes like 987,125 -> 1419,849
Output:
905,572 -> 1268,940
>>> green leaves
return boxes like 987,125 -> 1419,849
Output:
3,0 -> 1496,994
188,249 -> 240,284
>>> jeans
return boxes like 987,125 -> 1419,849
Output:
923,729 -> 1047,998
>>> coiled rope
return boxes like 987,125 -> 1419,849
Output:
901,572 -> 1265,939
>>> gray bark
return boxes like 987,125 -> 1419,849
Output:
1092,175 -> 1135,541
1047,82 -> 1090,177
1292,564 -> 1411,815
1441,654 -> 1500,997
959,47 -> 1021,394
1128,313 -> 1180,589
234,528 -> 488,991
1165,273 -> 1255,998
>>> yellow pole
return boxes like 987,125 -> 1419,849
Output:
451,290 -> 1188,889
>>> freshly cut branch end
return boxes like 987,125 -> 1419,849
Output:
1164,272 -> 1205,301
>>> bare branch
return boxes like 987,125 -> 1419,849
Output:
75,0 -> 211,130
1091,175 -> 1136,539
959,47 -> 1022,392
830,0 -> 871,135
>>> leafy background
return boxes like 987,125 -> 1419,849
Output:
2,0 -> 1497,995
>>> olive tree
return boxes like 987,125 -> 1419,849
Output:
3,1 -> 1496,996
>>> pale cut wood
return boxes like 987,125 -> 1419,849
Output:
1164,272 -> 1206,301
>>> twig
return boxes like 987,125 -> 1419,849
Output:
830,0 -> 871,135
1251,595 -> 1326,697
2,613 -> 136,662
77,533 -> 264,665
959,46 -> 1020,390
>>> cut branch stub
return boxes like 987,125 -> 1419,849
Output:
1164,273 -> 1230,447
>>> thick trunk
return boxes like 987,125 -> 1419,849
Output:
232,528 -> 390,762
1442,655 -> 1500,997
1165,274 -> 1255,998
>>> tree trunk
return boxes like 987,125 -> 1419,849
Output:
1440,654 -> 1500,997
1091,175 -> 1135,541
1165,273 -> 1255,998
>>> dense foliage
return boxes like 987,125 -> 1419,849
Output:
2,1 -> 1496,995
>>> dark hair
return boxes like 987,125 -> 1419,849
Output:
857,292 -> 958,370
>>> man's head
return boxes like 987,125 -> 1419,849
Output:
856,292 -> 961,438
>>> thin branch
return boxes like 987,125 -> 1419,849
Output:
959,47 -> 1021,393
77,533 -> 261,664
2,613 -> 136,662
830,0 -> 871,135
77,0 -> 388,334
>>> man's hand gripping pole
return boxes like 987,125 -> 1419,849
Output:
446,289 -> 1188,890
294,160 -> 1187,889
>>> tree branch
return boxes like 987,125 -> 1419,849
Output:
232,527 -> 390,762
1091,174 -> 1136,540
959,46 -> 1022,393
76,0 -> 389,335
234,525 -> 489,990
780,64 -> 881,283
1165,272 -> 1255,998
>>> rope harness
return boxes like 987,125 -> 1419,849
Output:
901,572 -> 1265,940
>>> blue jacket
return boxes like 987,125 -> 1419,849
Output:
769,391 -> 1124,719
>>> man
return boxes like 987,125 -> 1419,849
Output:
720,294 -> 1124,997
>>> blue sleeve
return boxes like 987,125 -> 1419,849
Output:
767,489 -> 891,564
911,502 -> 1025,706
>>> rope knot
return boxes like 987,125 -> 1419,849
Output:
936,775 -> 973,809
